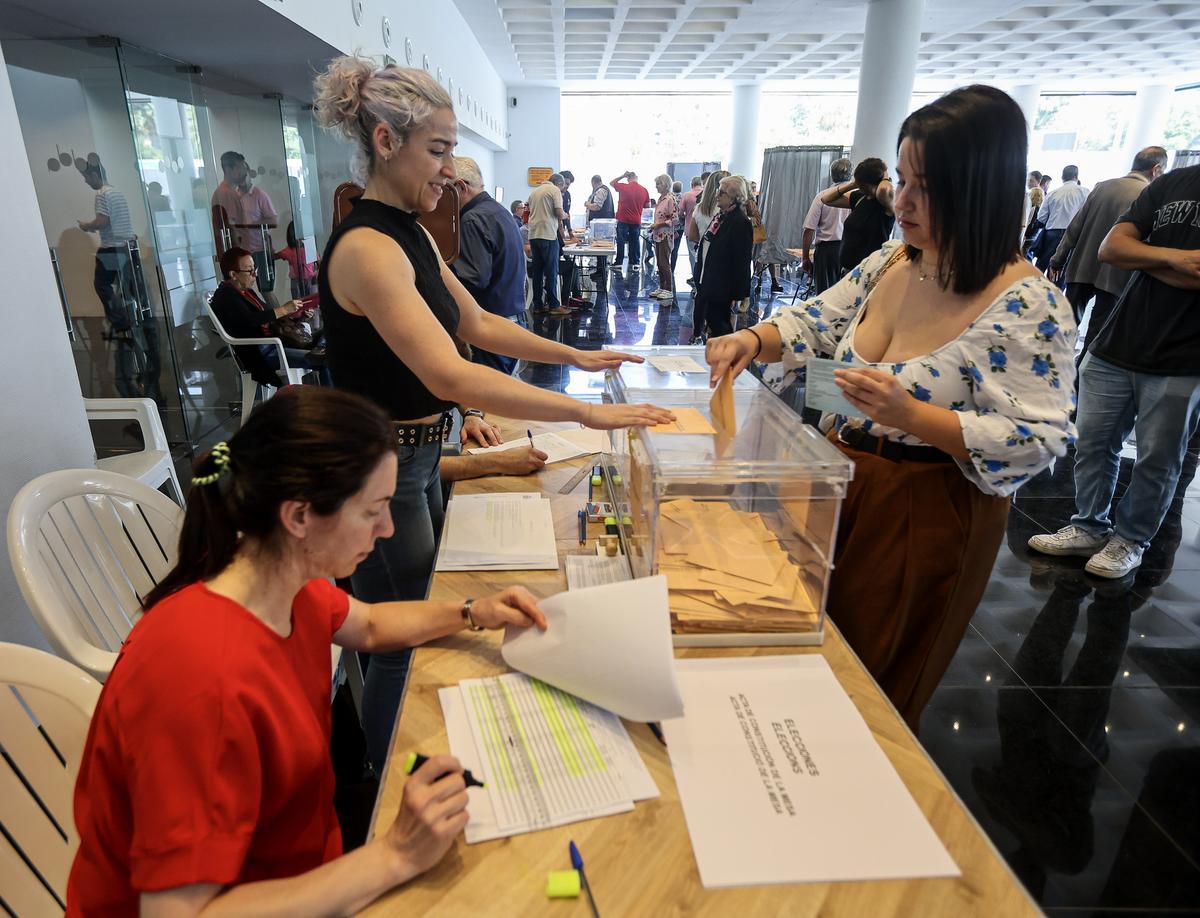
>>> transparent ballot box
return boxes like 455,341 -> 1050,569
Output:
590,218 -> 617,243
604,376 -> 853,646
608,345 -> 759,395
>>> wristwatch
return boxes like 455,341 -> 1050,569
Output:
463,408 -> 485,419
461,598 -> 484,631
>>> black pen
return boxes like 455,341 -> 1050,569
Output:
403,752 -> 485,789
578,508 -> 587,544
648,722 -> 667,746
527,427 -> 536,450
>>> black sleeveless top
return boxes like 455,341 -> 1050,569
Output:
320,197 -> 460,419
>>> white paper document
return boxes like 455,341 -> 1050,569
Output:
648,355 -> 707,373
565,554 -> 631,590
439,675 -> 658,844
662,655 -> 959,887
435,492 -> 558,571
503,576 -> 684,722
466,428 -> 607,464
804,355 -> 868,420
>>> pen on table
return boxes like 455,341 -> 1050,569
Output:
577,508 -> 587,545
403,752 -> 485,789
648,722 -> 667,746
527,427 -> 535,450
569,840 -> 601,918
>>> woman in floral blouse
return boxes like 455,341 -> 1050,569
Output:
706,85 -> 1077,728
649,173 -> 679,301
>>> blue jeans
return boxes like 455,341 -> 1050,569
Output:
1071,354 -> 1200,547
615,221 -> 640,270
529,238 -> 560,310
350,439 -> 444,774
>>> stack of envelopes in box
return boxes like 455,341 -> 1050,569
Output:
654,498 -> 820,634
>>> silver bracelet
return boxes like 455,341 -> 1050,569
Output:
461,598 -> 484,631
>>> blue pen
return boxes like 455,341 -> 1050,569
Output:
648,722 -> 666,746
569,840 -> 600,918
527,428 -> 535,450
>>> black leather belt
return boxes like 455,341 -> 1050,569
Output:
395,412 -> 452,447
835,423 -> 953,464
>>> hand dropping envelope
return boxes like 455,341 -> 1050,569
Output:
710,371 -> 737,435
501,576 -> 684,722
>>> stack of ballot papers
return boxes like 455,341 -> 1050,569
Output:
654,498 -> 820,634
435,492 -> 558,571
465,427 -> 608,464
439,577 -> 682,842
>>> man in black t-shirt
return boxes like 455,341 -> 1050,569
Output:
1029,165 -> 1200,579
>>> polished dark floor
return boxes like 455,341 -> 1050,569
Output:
541,260 -> 1200,917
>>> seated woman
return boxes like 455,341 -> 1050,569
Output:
706,85 -> 1076,728
210,246 -> 330,386
67,386 -> 547,914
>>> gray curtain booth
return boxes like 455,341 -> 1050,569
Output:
756,145 -> 849,266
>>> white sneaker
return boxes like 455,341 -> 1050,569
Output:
1028,524 -> 1109,557
1085,537 -> 1145,579
652,289 -> 675,299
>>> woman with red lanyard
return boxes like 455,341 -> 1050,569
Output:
209,246 -> 330,385
68,386 -> 548,914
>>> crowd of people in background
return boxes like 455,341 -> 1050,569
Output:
65,53 -> 1200,913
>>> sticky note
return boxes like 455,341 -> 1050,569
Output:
649,407 -> 717,435
804,356 -> 868,420
545,869 -> 581,898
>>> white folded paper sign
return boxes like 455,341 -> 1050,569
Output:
501,575 -> 684,722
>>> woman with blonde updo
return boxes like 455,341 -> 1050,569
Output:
311,56 -> 673,772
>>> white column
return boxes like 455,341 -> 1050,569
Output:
0,42 -> 96,649
1124,84 -> 1173,165
1008,83 -> 1042,137
727,82 -> 762,178
850,0 -> 924,168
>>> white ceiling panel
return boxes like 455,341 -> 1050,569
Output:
453,0 -> 1200,85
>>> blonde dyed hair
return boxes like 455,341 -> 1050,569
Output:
314,54 -> 453,181
696,169 -> 730,217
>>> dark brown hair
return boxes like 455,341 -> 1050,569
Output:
143,387 -> 398,609
898,84 -> 1027,296
219,246 -> 252,279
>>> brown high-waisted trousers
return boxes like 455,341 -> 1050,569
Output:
826,431 -> 1010,731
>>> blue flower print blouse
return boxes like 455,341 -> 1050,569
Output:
764,241 -> 1078,497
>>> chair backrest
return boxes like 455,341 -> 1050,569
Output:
0,642 -> 101,913
7,469 -> 183,682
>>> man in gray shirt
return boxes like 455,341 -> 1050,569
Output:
1049,147 -> 1167,350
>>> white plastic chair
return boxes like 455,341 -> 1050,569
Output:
204,295 -> 305,426
8,469 -> 346,698
7,469 -> 182,682
0,642 -> 101,913
84,397 -> 183,505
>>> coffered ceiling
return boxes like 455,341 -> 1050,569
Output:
453,0 -> 1200,85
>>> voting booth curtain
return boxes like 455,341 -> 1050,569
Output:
756,145 -> 848,266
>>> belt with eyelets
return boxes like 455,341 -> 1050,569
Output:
835,423 -> 952,464
394,412 -> 452,447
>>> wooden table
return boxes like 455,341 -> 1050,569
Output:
364,419 -> 1038,917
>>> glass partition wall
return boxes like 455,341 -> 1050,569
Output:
2,35 -> 356,460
